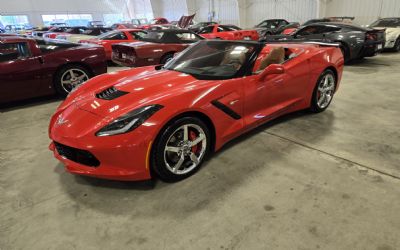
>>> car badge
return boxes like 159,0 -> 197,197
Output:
57,115 -> 68,125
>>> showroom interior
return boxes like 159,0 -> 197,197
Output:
1,0 -> 400,249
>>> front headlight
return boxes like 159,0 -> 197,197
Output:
96,104 -> 163,136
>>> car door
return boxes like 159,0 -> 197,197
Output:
243,47 -> 310,127
0,41 -> 44,103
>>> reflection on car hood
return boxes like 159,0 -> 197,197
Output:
68,67 -> 210,118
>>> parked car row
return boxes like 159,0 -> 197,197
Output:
1,16 -> 400,106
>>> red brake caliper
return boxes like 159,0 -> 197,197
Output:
189,130 -> 199,153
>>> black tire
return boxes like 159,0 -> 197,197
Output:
151,117 -> 211,182
54,64 -> 91,97
393,37 -> 400,52
310,69 -> 337,113
339,43 -> 350,63
160,53 -> 174,64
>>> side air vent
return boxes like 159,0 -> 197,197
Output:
96,86 -> 129,100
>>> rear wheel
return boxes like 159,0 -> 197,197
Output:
151,117 -> 210,182
310,69 -> 336,113
54,64 -> 91,97
393,37 -> 400,52
339,43 -> 350,63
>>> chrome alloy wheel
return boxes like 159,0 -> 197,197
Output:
164,124 -> 207,175
317,73 -> 335,109
60,69 -> 89,93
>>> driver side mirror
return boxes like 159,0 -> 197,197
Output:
258,64 -> 285,81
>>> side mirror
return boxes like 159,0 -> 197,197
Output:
259,64 -> 285,81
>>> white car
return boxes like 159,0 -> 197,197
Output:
56,28 -> 111,43
370,18 -> 400,51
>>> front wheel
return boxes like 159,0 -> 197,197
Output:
151,117 -> 210,182
54,65 -> 91,97
310,69 -> 337,113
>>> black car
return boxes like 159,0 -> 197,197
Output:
254,19 -> 299,39
303,17 -> 355,26
265,22 -> 385,63
189,22 -> 218,33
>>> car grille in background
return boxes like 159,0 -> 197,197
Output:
54,141 -> 100,167
96,86 -> 129,100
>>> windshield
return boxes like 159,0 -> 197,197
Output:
370,18 -> 400,27
164,40 -> 258,80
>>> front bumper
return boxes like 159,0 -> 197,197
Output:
49,107 -> 153,181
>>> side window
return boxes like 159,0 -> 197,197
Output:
296,26 -> 325,36
324,26 -> 341,33
176,33 -> 201,43
0,43 -> 31,62
198,26 -> 214,34
217,26 -> 225,32
106,32 -> 128,40
130,31 -> 147,40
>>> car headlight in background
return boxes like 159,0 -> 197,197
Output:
96,105 -> 163,136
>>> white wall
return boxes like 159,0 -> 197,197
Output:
321,0 -> 400,25
0,0 -> 153,26
240,0 -> 317,28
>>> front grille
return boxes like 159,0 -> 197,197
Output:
96,86 -> 129,100
54,142 -> 100,167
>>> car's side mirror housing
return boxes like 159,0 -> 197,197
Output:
259,64 -> 285,81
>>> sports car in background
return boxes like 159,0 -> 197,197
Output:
0,35 -> 106,104
137,17 -> 169,29
79,29 -> 147,60
49,40 -> 343,182
254,19 -> 299,39
282,16 -> 355,34
112,29 -> 203,66
198,24 -> 259,41
370,17 -> 400,51
266,22 -> 385,62
56,27 -> 112,43
43,26 -> 88,39
189,22 -> 218,33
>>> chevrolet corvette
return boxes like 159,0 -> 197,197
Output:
49,40 -> 344,182
198,24 -> 259,41
111,29 -> 203,67
370,18 -> 400,51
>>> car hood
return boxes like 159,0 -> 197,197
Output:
65,67 -> 208,119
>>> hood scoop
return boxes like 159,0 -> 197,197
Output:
96,86 -> 129,100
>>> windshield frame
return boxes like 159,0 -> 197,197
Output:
164,40 -> 262,80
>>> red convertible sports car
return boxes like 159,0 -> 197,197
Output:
111,29 -> 203,67
49,40 -> 343,182
79,29 -> 148,60
198,24 -> 259,41
0,36 -> 107,104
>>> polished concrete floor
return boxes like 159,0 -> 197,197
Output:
1,53 -> 400,250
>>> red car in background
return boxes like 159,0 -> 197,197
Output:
0,36 -> 107,104
137,17 -> 169,29
49,40 -> 343,182
198,24 -> 259,41
112,29 -> 203,67
79,29 -> 148,60
43,26 -> 87,39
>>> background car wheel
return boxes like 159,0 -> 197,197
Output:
393,37 -> 400,52
339,43 -> 350,63
160,53 -> 174,64
310,69 -> 337,113
54,64 -> 91,97
151,117 -> 211,182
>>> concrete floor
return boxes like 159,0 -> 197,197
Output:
1,53 -> 400,250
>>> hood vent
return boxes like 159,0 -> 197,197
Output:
96,86 -> 129,100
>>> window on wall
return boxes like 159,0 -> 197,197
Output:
103,14 -> 124,26
41,14 -> 93,26
0,15 -> 30,28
